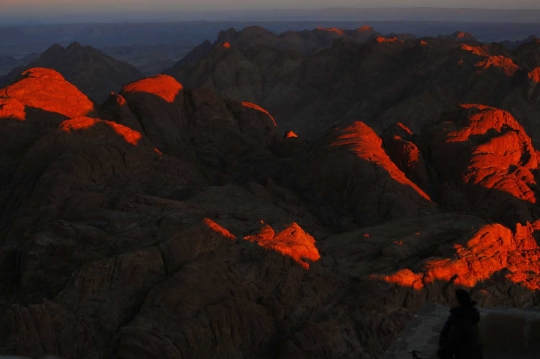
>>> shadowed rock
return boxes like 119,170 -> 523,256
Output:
3,41 -> 540,359
293,121 -> 436,228
381,122 -> 431,190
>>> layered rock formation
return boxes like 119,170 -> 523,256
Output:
2,38 -> 540,359
423,104 -> 538,225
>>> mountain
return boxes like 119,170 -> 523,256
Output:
3,33 -> 540,358
164,25 -> 385,79
214,25 -> 381,54
1,42 -> 143,102
164,27 -> 540,149
501,35 -> 539,49
1,67 -> 540,358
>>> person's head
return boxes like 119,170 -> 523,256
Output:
454,289 -> 473,307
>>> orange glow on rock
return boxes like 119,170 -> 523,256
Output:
332,122 -> 432,202
106,121 -> 143,145
375,36 -> 403,44
121,75 -> 183,103
115,94 -> 127,106
420,40 -> 428,46
154,148 -> 163,155
285,131 -> 298,138
460,44 -> 488,56
316,27 -> 345,36
241,101 -> 277,126
60,116 -> 142,146
395,122 -> 413,136
475,56 -> 520,76
60,116 -> 98,131
380,221 -> 540,291
382,268 -> 423,290
528,68 -> 540,83
455,104 -> 537,170
0,68 -> 94,118
431,104 -> 538,209
222,42 -> 232,49
202,218 -> 236,241
460,45 -> 520,76
244,223 -> 320,270
357,26 -> 374,32
0,97 -> 26,121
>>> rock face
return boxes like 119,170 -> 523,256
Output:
1,43 -> 143,102
423,104 -> 538,225
164,26 -> 540,147
0,67 -> 95,118
0,67 -> 96,192
381,122 -> 431,190
0,68 -> 324,359
100,74 -> 278,168
379,220 -> 540,308
3,34 -> 540,359
244,222 -> 321,269
292,122 -> 436,229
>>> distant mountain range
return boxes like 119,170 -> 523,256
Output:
164,26 -> 540,147
2,15 -> 540,60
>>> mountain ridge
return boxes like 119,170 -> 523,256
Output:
2,26 -> 540,358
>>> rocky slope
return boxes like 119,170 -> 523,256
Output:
1,43 -> 143,103
164,27 -> 540,148
1,61 -> 540,359
214,26 -> 381,54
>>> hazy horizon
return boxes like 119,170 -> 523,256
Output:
2,1 -> 540,24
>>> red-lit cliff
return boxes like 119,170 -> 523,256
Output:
2,29 -> 540,359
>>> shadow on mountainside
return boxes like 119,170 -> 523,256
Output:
1,68 -> 540,359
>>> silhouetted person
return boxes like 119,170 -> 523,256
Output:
437,289 -> 483,359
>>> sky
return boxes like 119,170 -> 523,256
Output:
2,0 -> 540,22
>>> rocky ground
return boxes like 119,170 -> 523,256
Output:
1,29 -> 540,359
